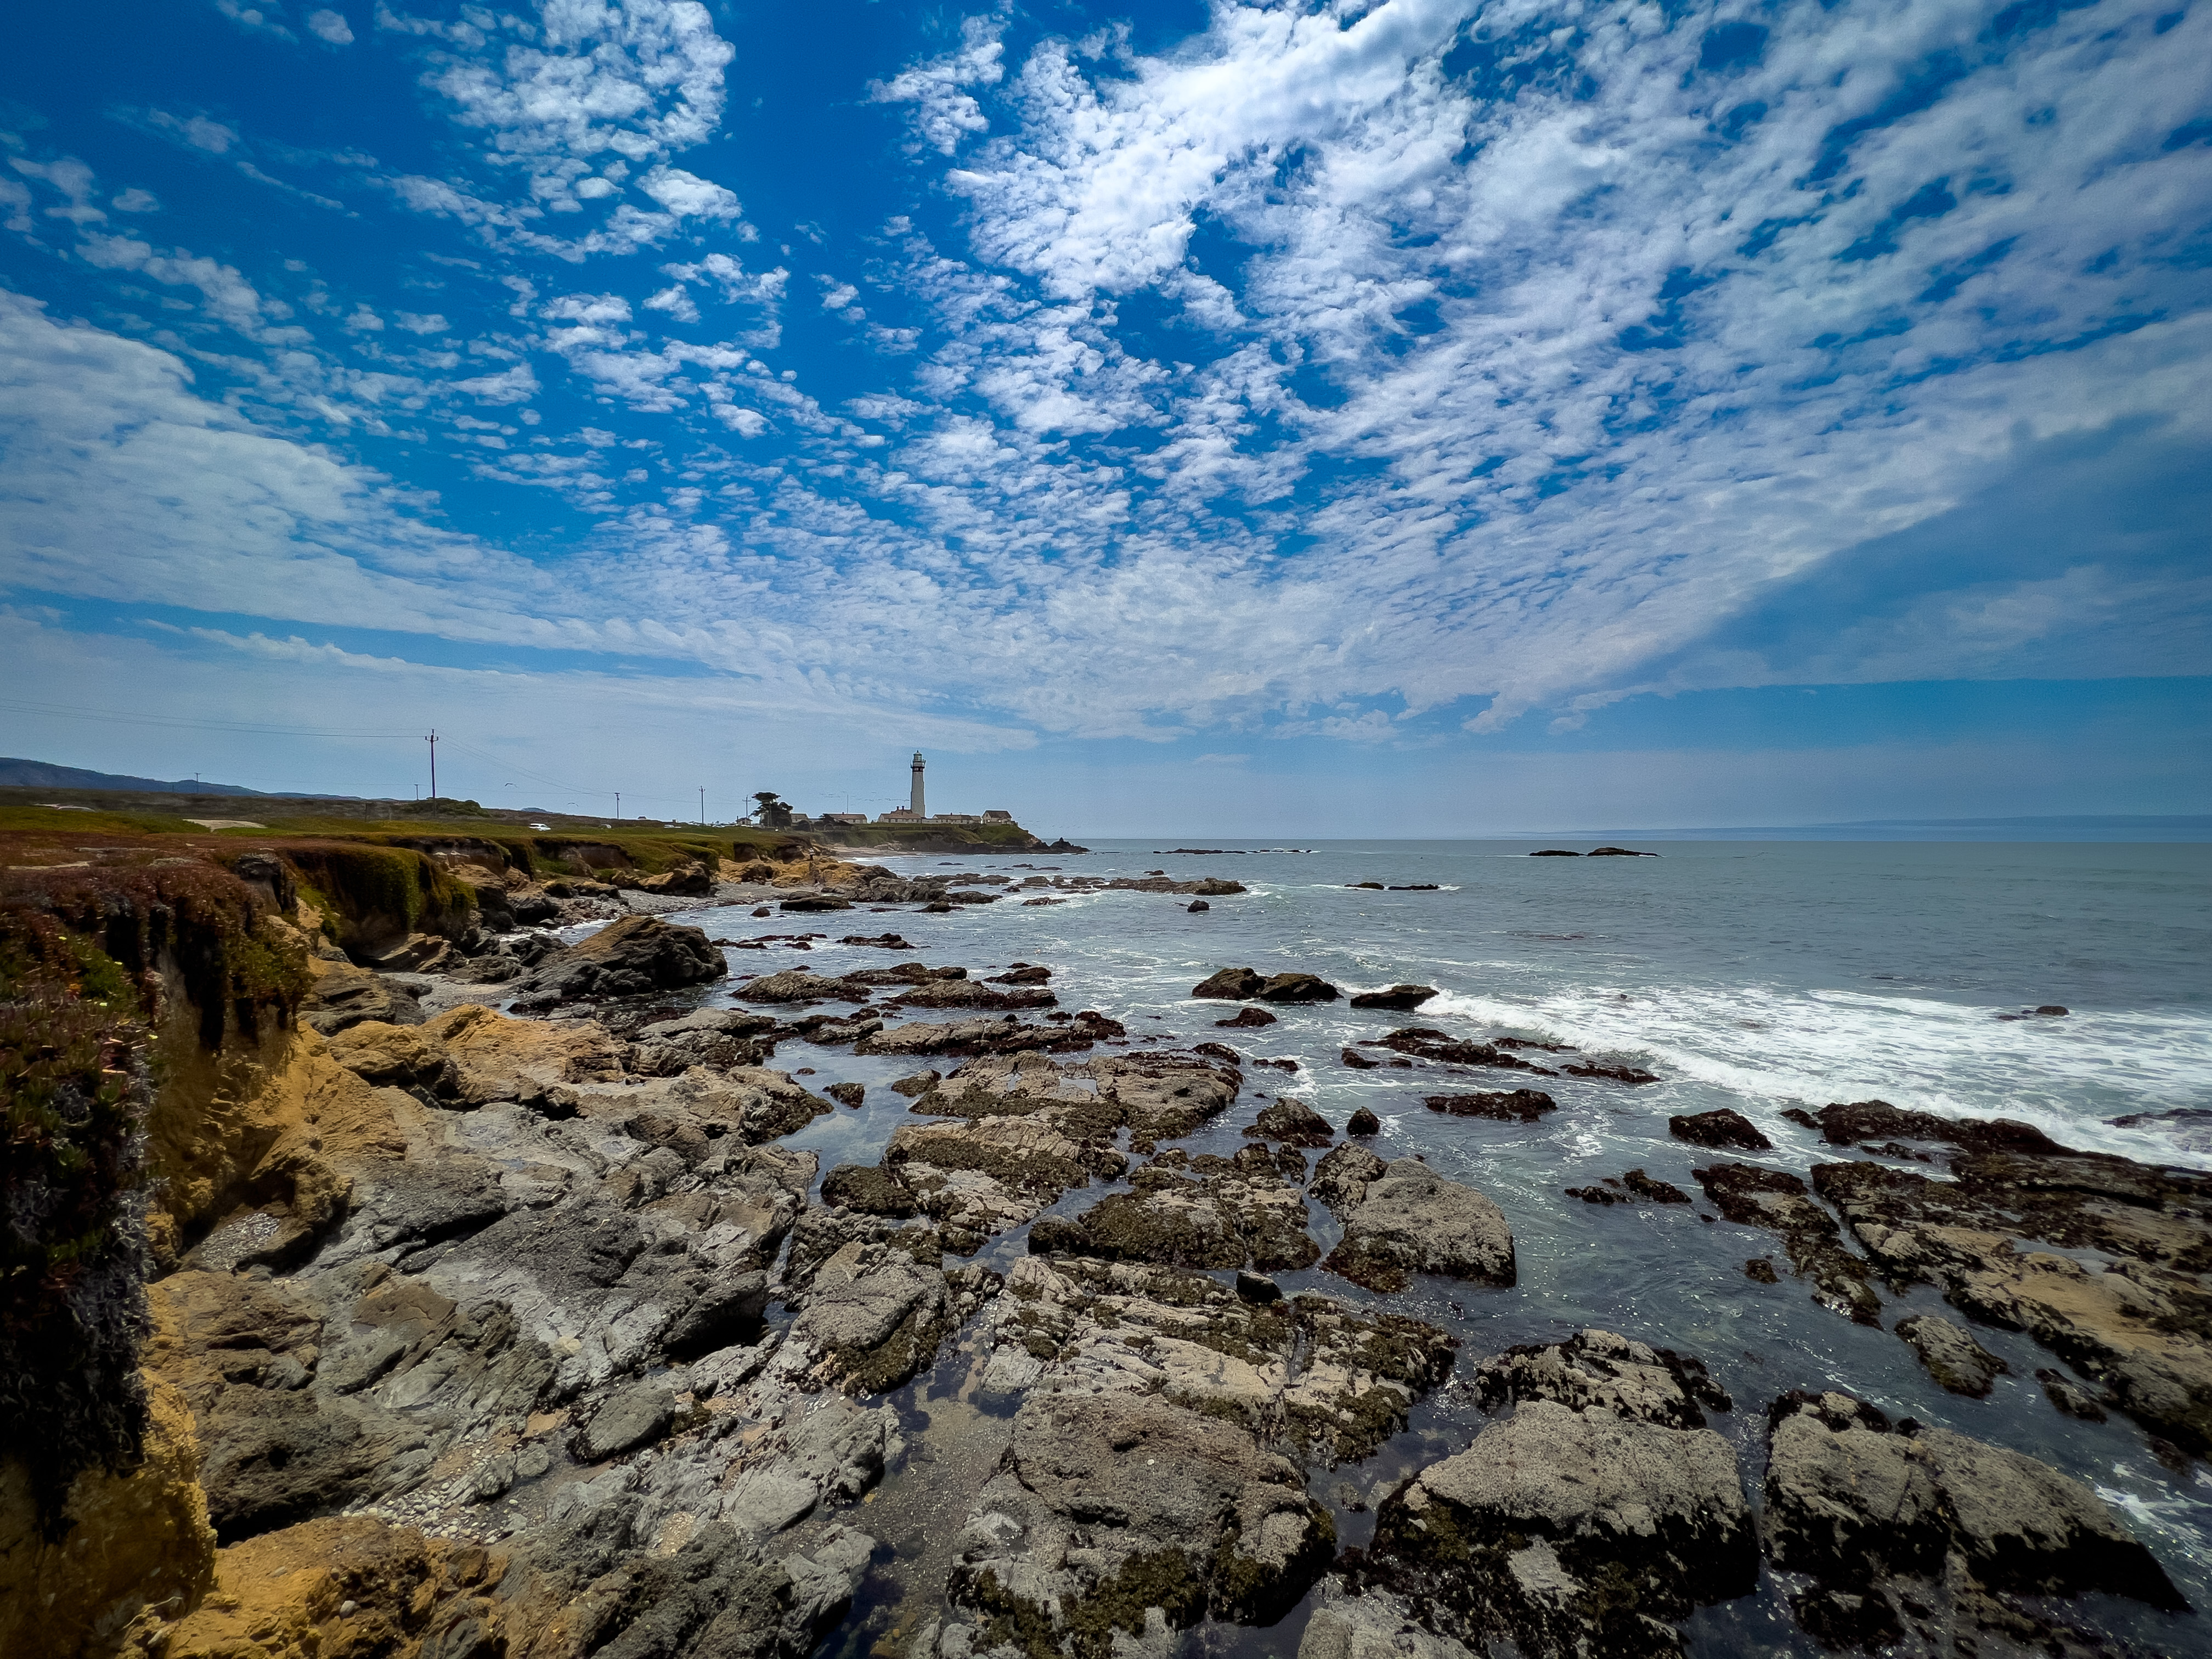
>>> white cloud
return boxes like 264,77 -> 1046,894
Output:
148,111 -> 240,155
871,13 -> 1006,156
394,311 -> 449,334
110,188 -> 160,213
306,8 -> 353,45
210,0 -> 295,42
639,163 -> 742,220
644,284 -> 699,324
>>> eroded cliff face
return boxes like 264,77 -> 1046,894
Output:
0,1373 -> 217,1659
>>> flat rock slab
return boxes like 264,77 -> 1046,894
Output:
1322,1158 -> 1516,1292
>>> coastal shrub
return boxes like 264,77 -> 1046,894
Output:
0,905 -> 154,1537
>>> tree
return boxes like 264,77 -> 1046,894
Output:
750,791 -> 793,828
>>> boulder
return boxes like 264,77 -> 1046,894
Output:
1258,971 -> 1340,1003
1193,967 -> 1266,999
1365,1370 -> 1754,1655
1217,1006 -> 1277,1028
570,1382 -> 676,1463
940,1390 -> 1335,1652
825,1081 -> 864,1109
509,915 -> 727,1004
1347,1106 -> 1382,1136
1668,1108 -> 1771,1149
1245,1097 -> 1335,1147
1470,1329 -> 1731,1429
1322,1158 -> 1515,1292
736,970 -> 870,1004
1348,984 -> 1437,1010
1763,1390 -> 2186,1647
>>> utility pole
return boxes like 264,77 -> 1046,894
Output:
615,791 -> 621,821
699,786 -> 706,825
426,729 -> 438,800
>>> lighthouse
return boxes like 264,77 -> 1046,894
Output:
910,751 -> 926,818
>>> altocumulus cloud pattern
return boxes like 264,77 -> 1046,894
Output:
0,0 -> 2207,767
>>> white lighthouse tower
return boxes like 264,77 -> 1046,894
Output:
910,751 -> 927,819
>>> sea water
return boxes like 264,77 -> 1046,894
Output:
656,838 -> 2212,1656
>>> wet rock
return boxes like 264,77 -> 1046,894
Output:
820,1164 -> 919,1217
1193,967 -> 1266,998
1364,1340 -> 1756,1657
1217,1006 -> 1278,1028
1669,1108 -> 1771,1149
781,1260 -> 956,1396
1763,1390 -> 2187,1649
1341,1047 -> 1379,1069
839,932 -> 915,949
1693,1162 -> 1881,1324
570,1381 -> 676,1463
1236,1269 -> 1282,1304
2036,1368 -> 2109,1421
1032,1151 -> 1318,1272
1259,971 -> 1340,1003
1811,1154 -> 2212,1452
778,894 -> 853,912
941,1389 -> 1335,1654
1895,1313 -> 2007,1397
1472,1328 -> 1731,1429
508,914 -> 727,1005
1348,985 -> 1437,1011
1310,1143 -> 1389,1218
888,1069 -> 940,1096
1560,1059 -> 1660,1084
1814,1098 -> 2063,1155
1746,1257 -> 1779,1283
985,964 -> 1053,984
825,1081 -> 864,1108
1564,1169 -> 1690,1207
1424,1089 -> 1555,1123
888,1115 -> 1122,1239
854,1012 -> 1124,1057
886,978 -> 1057,1012
980,1255 -> 1454,1467
1371,1027 -> 1550,1075
1246,1096 -> 1335,1147
1322,1158 -> 1515,1293
1347,1107 -> 1382,1136
736,969 -> 872,1004
1188,900 -> 1210,912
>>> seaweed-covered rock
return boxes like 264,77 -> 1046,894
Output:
941,1390 -> 1335,1655
1372,1028 -> 1550,1075
1471,1329 -> 1731,1430
1246,1096 -> 1335,1147
1668,1108 -> 1770,1149
1763,1390 -> 2186,1649
1310,1143 -> 1389,1218
1364,1363 -> 1756,1656
1813,1099 -> 2063,1155
1424,1089 -> 1555,1123
1322,1159 -> 1515,1293
1031,1153 -> 1318,1273
854,1012 -> 1123,1057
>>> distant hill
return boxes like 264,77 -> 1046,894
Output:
0,758 -> 276,797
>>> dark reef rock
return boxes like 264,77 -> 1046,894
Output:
1347,984 -> 1437,1010
1347,1106 -> 1382,1136
1257,972 -> 1341,1003
1895,1313 -> 2006,1397
1669,1108 -> 1772,1149
1424,1089 -> 1556,1123
1245,1096 -> 1335,1148
1694,1163 -> 1882,1324
1193,966 -> 1266,999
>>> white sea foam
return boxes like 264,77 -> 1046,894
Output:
1422,983 -> 2212,1165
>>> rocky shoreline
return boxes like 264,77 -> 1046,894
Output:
3,845 -> 2207,1659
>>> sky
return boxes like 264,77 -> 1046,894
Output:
0,0 -> 2207,837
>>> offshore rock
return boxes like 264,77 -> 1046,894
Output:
1258,971 -> 1341,1003
1245,1096 -> 1335,1147
1347,985 -> 1437,1011
1193,967 -> 1266,999
1668,1107 -> 1771,1149
1425,1089 -> 1555,1123
1763,1390 -> 2186,1649
1320,1157 -> 1516,1293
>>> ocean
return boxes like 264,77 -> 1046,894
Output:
648,837 -> 2212,1656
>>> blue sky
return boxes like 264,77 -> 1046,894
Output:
0,0 -> 2207,835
